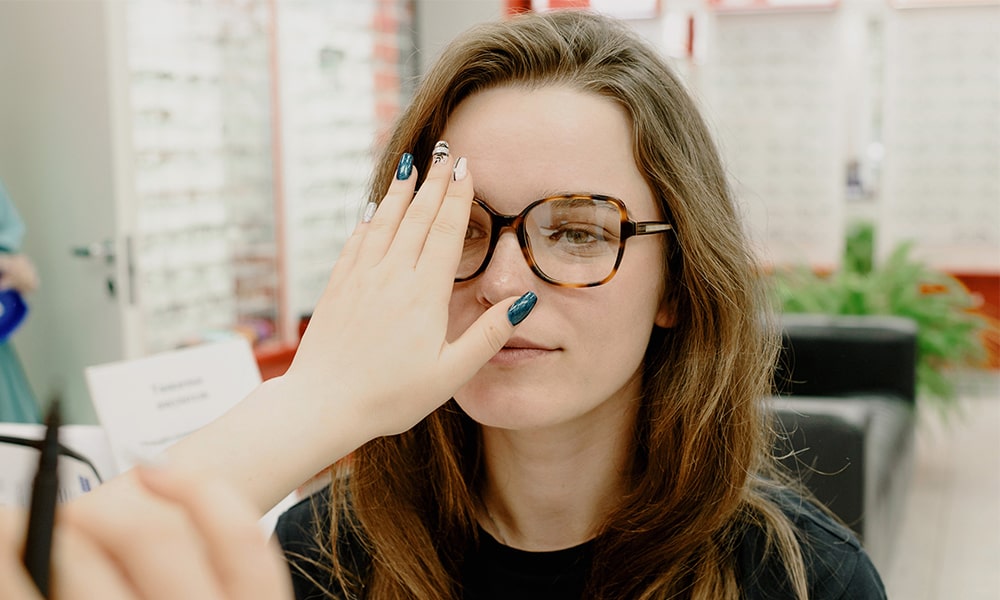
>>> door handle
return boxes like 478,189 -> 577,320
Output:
70,239 -> 119,300
71,240 -> 116,265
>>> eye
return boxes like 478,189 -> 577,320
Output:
545,225 -> 600,245
465,222 -> 488,242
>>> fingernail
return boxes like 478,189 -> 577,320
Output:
432,140 -> 450,164
396,152 -> 414,180
507,291 -> 537,326
362,201 -> 378,223
453,157 -> 468,181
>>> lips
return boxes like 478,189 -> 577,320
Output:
490,337 -> 558,366
501,337 -> 555,351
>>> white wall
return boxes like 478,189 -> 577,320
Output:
414,0 -> 505,75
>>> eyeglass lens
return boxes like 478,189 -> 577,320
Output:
459,197 -> 624,285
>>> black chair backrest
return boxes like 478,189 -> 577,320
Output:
775,314 -> 918,404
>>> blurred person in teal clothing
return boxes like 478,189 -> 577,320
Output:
0,179 -> 40,423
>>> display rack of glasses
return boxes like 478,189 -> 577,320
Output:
877,3 -> 1000,273
275,0 -> 415,328
699,7 -> 848,270
117,0 -> 412,355
692,0 -> 999,276
126,0 -> 278,353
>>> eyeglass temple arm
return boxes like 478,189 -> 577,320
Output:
634,222 -> 673,236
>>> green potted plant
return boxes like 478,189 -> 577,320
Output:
771,221 -> 989,411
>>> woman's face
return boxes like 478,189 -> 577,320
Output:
443,85 -> 674,432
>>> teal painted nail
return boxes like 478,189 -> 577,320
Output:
396,152 -> 414,180
507,291 -> 537,326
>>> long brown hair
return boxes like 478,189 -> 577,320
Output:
327,10 -> 808,599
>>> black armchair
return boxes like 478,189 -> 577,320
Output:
771,314 -> 919,570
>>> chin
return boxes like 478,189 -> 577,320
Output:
453,388 -> 568,431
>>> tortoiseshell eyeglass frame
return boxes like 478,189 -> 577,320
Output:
455,194 -> 675,288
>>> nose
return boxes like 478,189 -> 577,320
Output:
474,230 -> 535,307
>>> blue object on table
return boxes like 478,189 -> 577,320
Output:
0,289 -> 28,342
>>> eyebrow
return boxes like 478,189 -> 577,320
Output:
472,189 -> 612,205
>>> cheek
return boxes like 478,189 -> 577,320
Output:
586,265 -> 667,354
583,293 -> 653,360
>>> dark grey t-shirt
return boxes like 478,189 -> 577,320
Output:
275,489 -> 886,599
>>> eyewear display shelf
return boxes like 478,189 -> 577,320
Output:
0,0 -> 412,420
130,0 -> 413,361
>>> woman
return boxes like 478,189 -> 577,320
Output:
0,179 -> 41,423
275,10 -> 884,600
1,10 -> 884,600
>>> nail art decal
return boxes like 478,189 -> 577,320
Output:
396,152 -> 414,180
432,140 -> 450,164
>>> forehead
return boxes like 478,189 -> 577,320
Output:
441,86 -> 658,218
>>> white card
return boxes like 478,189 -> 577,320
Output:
0,424 -> 116,507
85,337 -> 262,472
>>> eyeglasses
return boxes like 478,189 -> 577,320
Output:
456,194 -> 674,288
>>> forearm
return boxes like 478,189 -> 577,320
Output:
75,153 -> 526,517
76,375 -> 377,519
163,375 -> 376,514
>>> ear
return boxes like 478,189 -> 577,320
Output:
654,299 -> 676,329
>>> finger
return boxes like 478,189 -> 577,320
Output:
50,522 -> 135,600
355,153 -> 419,268
0,571 -> 43,599
0,510 -> 43,600
0,559 -> 43,600
324,155 -> 418,287
61,486 -> 227,600
324,219 -> 366,287
136,466 -> 293,600
386,142 -> 457,262
416,156 -> 474,286
441,291 -> 538,376
323,204 -> 379,293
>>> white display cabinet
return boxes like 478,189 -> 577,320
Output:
125,0 -> 279,353
877,3 -> 1000,274
699,5 -> 849,271
0,0 -> 412,423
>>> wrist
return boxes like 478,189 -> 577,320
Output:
157,374 -> 373,513
247,373 -> 379,475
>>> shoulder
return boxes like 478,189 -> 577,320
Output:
273,493 -> 337,600
736,489 -> 887,600
274,491 -> 331,554
274,491 -> 370,600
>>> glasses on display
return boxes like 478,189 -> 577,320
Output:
456,194 -> 674,288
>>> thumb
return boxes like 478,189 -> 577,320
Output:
442,291 -> 538,379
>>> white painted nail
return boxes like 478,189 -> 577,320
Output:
362,201 -> 378,223
453,157 -> 468,181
